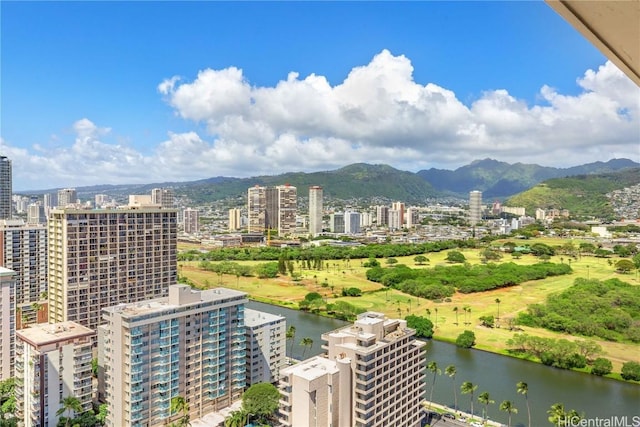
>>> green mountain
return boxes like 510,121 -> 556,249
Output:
179,163 -> 438,204
506,168 -> 640,219
417,158 -> 639,198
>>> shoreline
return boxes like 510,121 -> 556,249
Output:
249,295 -> 638,386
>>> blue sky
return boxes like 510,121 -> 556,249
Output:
1,1 -> 638,191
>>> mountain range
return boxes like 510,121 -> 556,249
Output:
30,158 -> 639,205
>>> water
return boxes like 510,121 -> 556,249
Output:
247,300 -> 640,427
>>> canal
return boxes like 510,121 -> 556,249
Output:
247,300 -> 640,427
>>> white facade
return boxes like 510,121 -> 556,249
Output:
308,186 -> 323,237
100,285 -> 248,427
0,267 -> 16,380
280,312 -> 426,427
57,189 -> 77,208
469,190 -> 483,225
389,209 -> 402,230
244,309 -> 286,385
184,208 -> 200,234
228,208 -> 242,231
151,188 -> 175,208
15,321 -> 94,427
0,220 -> 47,327
344,211 -> 361,234
47,207 -> 177,331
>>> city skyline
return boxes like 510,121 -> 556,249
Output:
2,2 -> 638,191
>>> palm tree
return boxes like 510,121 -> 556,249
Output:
499,400 -> 518,427
547,403 -> 566,426
170,395 -> 190,427
425,308 -> 431,320
445,365 -> 457,410
426,361 -> 441,410
300,337 -> 313,359
56,395 -> 83,427
461,381 -> 477,417
495,298 -> 501,324
453,307 -> 459,325
434,307 -> 439,328
478,391 -> 494,424
224,410 -> 247,427
286,325 -> 296,358
517,381 -> 531,427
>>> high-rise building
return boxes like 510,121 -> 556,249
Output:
469,190 -> 483,225
0,267 -> 16,380
244,309 -> 286,385
360,211 -> 373,228
0,156 -> 11,220
279,312 -> 426,427
228,208 -> 242,231
308,186 -> 323,237
375,205 -> 389,226
99,285 -> 247,426
344,210 -> 361,234
392,201 -> 405,226
183,208 -> 199,234
151,188 -> 175,208
15,321 -> 94,427
406,207 -> 420,229
27,202 -> 46,224
329,213 -> 345,233
247,185 -> 297,236
389,209 -> 402,230
0,219 -> 48,328
47,205 -> 177,331
57,188 -> 78,208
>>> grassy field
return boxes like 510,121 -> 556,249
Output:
178,240 -> 640,374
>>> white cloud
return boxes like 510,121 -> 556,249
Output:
3,50 -> 639,190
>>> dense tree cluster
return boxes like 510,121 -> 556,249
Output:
405,315 -> 434,338
506,333 -> 607,372
517,278 -> 640,342
366,262 -> 571,299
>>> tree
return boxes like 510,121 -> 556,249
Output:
455,330 -> 475,348
500,400 -> 518,427
286,326 -> 296,358
479,315 -> 495,328
478,391 -> 495,424
170,395 -> 190,427
56,396 -> 83,427
446,250 -> 466,263
242,383 -> 280,424
621,361 -> 640,381
445,365 -> 457,410
547,403 -> 567,426
495,298 -> 501,323
427,361 -> 441,411
300,337 -> 313,359
615,259 -> 635,273
453,307 -> 459,325
224,410 -> 247,427
414,255 -> 428,265
590,358 -> 613,376
460,381 -> 477,417
405,315 -> 433,339
517,381 -> 531,427
96,403 -> 108,425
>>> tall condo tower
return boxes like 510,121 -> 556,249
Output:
469,190 -> 483,225
100,284 -> 248,426
183,208 -> 199,234
247,185 -> 297,236
279,312 -> 426,427
0,268 -> 16,380
392,201 -> 405,226
228,208 -> 242,231
151,187 -> 175,208
57,188 -> 78,208
0,156 -> 11,220
308,186 -> 323,237
47,205 -> 177,331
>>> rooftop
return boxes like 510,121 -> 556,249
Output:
17,321 -> 94,347
281,355 -> 340,381
244,308 -> 285,327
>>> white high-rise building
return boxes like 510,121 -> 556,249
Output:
329,213 -> 345,233
244,309 -> 286,385
469,190 -> 483,225
15,321 -> 95,427
389,209 -> 402,230
0,220 -> 48,328
228,208 -> 242,231
392,201 -> 405,226
27,202 -> 46,224
308,186 -> 323,237
151,188 -> 175,208
184,208 -> 200,234
47,205 -> 177,331
0,156 -> 12,220
375,205 -> 389,226
406,207 -> 420,229
279,312 -> 426,427
247,185 -> 297,236
344,210 -> 361,234
0,267 -> 16,380
100,285 -> 248,427
57,188 -> 77,208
